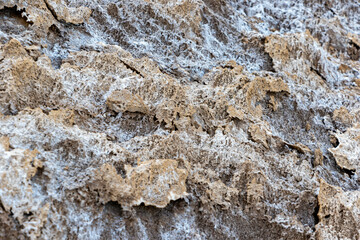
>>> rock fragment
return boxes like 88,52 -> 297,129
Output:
313,148 -> 324,167
91,159 -> 188,208
248,123 -> 270,148
0,142 -> 49,239
44,0 -> 91,24
106,89 -> 149,114
328,124 -> 360,172
316,179 -> 360,240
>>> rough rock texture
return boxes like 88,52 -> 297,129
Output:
0,0 -> 359,239
316,179 -> 360,239
329,124 -> 360,172
91,159 -> 188,209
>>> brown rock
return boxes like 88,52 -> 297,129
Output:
48,108 -> 75,126
333,107 -> 353,125
329,124 -> 360,172
227,105 -> 245,120
0,144 -> 48,239
91,159 -> 188,208
0,135 -> 10,151
355,78 -> 360,87
313,148 -> 323,167
1,1 -> 360,238
248,123 -> 270,148
338,64 -> 351,73
106,89 -> 149,114
0,0 -> 58,36
316,179 -> 360,239
44,0 -> 92,24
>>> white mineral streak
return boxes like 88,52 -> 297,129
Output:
0,0 -> 359,239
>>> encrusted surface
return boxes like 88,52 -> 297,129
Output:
91,159 -> 188,208
0,0 -> 360,239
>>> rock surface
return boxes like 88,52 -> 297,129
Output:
0,0 -> 359,239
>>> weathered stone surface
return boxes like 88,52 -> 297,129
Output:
0,0 -> 360,239
91,159 -> 188,208
329,124 -> 360,172
44,0 -> 91,24
316,179 -> 360,239
0,0 -> 90,35
106,89 -> 149,114
0,0 -> 57,36
0,139 -> 48,239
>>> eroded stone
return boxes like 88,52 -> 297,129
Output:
91,159 -> 188,209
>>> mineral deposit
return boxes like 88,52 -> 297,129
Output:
0,0 -> 359,239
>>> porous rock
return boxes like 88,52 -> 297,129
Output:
91,159 -> 188,209
0,0 -> 360,239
